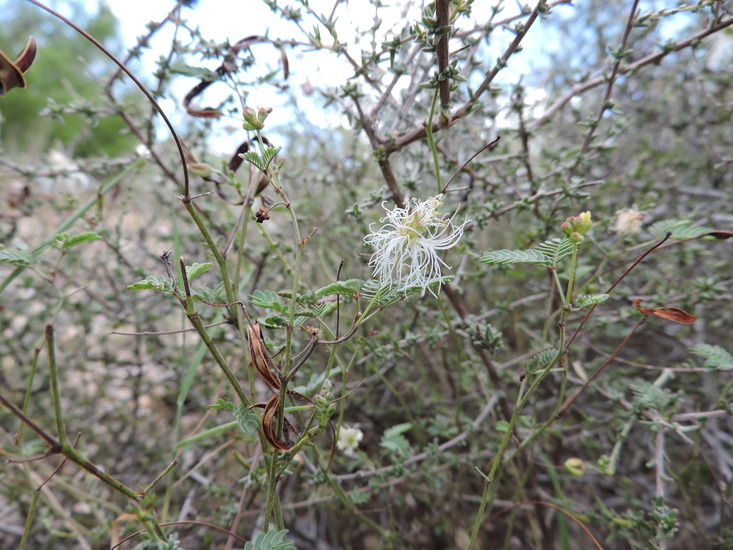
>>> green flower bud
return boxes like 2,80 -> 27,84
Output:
188,162 -> 213,178
564,457 -> 585,477
242,106 -> 264,131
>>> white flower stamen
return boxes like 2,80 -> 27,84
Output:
336,426 -> 364,457
363,194 -> 468,296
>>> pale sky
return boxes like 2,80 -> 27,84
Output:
98,0 -> 535,148
102,0 -> 430,145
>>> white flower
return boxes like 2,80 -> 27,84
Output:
612,208 -> 643,235
336,426 -> 364,457
363,195 -> 467,296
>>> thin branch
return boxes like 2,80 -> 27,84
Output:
436,0 -> 451,109
382,0 -> 547,157
529,15 -> 733,129
26,0 -> 190,197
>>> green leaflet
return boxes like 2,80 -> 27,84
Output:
689,343 -> 733,370
244,529 -> 296,550
481,238 -> 574,267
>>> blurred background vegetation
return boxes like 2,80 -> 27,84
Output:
1,1 -> 732,549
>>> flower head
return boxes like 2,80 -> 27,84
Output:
336,426 -> 364,457
612,208 -> 643,235
561,210 -> 593,242
242,105 -> 272,131
363,194 -> 467,296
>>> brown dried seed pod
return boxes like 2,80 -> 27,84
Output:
247,322 -> 281,390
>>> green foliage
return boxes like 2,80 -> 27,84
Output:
574,293 -> 610,309
0,2 -> 136,155
481,238 -> 575,267
53,231 -> 102,250
534,238 -> 576,266
480,248 -> 550,266
0,245 -> 37,267
628,379 -> 681,414
140,534 -> 182,549
169,62 -> 222,82
241,146 -> 282,172
2,1 -> 731,549
467,321 -> 504,353
380,422 -> 413,456
234,403 -> 260,435
127,275 -> 176,293
244,529 -> 296,550
185,262 -> 213,282
689,343 -> 733,370
251,289 -> 288,313
315,278 -> 361,299
647,219 -> 712,240
526,348 -> 560,375
359,276 -> 453,307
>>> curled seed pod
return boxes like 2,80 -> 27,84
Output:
247,322 -> 281,391
0,37 -> 37,96
260,395 -> 299,451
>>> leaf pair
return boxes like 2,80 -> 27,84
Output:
0,37 -> 36,96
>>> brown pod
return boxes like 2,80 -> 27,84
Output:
0,37 -> 37,96
247,322 -> 281,390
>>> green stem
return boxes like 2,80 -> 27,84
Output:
17,347 -> 41,447
182,199 -> 237,318
233,199 -> 257,403
258,222 -> 295,276
468,243 -> 581,548
565,243 -> 579,305
605,417 -> 635,476
248,129 -> 305,529
44,325 -> 68,446
68,444 -> 144,500
468,376 -> 529,549
262,450 -> 281,532
357,285 -> 388,324
0,391 -> 142,502
18,487 -> 40,550
185,312 -> 249,406
366,360 -> 420,430
325,469 -> 390,537
142,460 -> 178,495
335,342 -> 362,433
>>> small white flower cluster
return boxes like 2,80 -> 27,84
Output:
363,194 -> 468,296
336,425 -> 364,457
612,208 -> 643,235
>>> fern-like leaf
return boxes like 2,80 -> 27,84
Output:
648,219 -> 712,240
689,343 -> 733,370
251,289 -> 288,313
482,238 -> 575,268
526,348 -> 559,375
260,146 -> 281,169
360,277 -> 452,307
0,248 -> 37,267
535,237 -> 575,266
241,146 -> 281,173
315,279 -> 361,299
574,293 -> 609,309
480,249 -> 550,266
